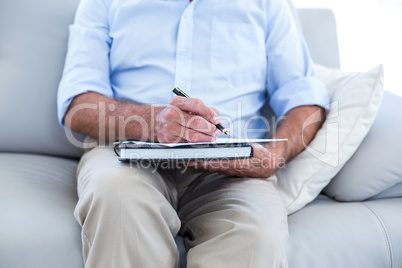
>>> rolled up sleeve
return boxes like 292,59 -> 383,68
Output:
265,0 -> 329,119
57,0 -> 113,126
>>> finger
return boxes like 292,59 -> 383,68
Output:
171,96 -> 220,125
211,107 -> 219,116
180,113 -> 220,137
251,143 -> 265,150
158,132 -> 187,144
187,161 -> 196,166
192,159 -> 229,171
179,127 -> 219,143
163,120 -> 218,143
156,120 -> 188,143
158,115 -> 219,143
188,160 -> 210,170
162,104 -> 219,137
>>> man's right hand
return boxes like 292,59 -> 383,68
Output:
64,92 -> 221,143
154,96 -> 222,143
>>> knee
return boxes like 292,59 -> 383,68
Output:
255,223 -> 288,250
87,167 -> 129,197
78,165 -> 160,210
246,212 -> 289,257
96,168 -> 129,192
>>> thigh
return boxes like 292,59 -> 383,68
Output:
76,146 -> 182,267
77,146 -> 178,207
178,173 -> 288,267
178,173 -> 287,223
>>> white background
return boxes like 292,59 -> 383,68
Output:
294,0 -> 402,96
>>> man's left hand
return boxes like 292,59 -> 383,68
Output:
188,143 -> 286,178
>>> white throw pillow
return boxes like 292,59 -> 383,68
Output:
274,64 -> 384,215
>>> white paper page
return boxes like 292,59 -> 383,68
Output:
117,138 -> 287,148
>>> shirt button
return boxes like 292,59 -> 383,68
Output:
180,81 -> 186,87
181,49 -> 187,56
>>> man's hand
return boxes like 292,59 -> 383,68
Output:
154,96 -> 221,143
64,92 -> 222,143
187,143 -> 286,178
188,105 -> 325,178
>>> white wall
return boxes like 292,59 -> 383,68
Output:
294,0 -> 402,96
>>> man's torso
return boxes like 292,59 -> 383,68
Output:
107,0 -> 271,138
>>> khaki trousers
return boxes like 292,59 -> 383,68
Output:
74,146 -> 288,268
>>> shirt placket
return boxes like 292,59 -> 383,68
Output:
174,3 -> 194,96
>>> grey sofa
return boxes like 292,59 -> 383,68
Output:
1,0 -> 401,267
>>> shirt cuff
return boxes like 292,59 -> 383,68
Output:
269,76 -> 330,119
57,69 -> 114,127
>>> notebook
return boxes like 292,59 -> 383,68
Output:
114,138 -> 287,161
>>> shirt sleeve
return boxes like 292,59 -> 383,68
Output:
265,0 -> 330,119
57,0 -> 113,126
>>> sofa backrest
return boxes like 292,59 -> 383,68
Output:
0,0 -> 339,159
0,0 -> 84,158
298,8 -> 340,69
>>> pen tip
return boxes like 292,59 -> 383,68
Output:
224,130 -> 231,136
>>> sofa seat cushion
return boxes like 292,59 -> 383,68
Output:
0,153 -> 83,268
287,195 -> 402,268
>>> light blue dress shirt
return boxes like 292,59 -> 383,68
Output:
58,0 -> 329,139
